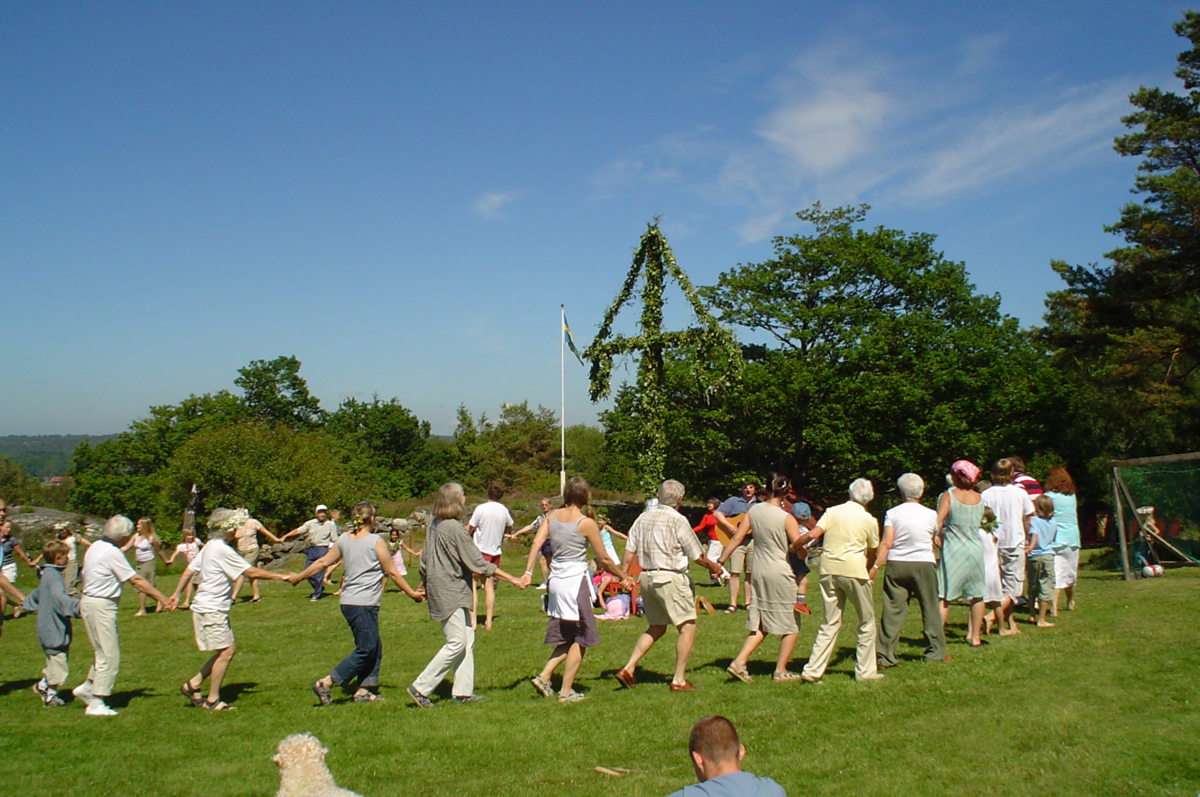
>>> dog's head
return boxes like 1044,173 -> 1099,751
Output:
273,733 -> 328,770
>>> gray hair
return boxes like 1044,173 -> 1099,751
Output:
206,508 -> 240,542
657,479 -> 686,507
848,478 -> 874,505
897,473 -> 924,501
102,515 -> 134,541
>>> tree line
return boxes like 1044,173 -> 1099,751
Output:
41,12 -> 1200,538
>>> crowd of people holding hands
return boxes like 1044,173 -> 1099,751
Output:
0,453 -> 1082,715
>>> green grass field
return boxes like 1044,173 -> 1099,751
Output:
0,550 -> 1196,797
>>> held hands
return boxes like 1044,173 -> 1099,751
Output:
409,588 -> 426,603
517,573 -> 533,590
163,596 -> 179,612
284,572 -> 304,585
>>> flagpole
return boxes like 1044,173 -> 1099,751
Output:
560,304 -> 567,496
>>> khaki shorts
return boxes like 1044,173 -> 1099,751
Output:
729,541 -> 754,576
135,559 -> 156,585
639,571 -> 696,627
998,548 -> 1025,598
192,611 -> 235,651
240,547 -> 259,566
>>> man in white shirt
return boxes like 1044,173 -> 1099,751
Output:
72,515 -> 175,717
615,480 -> 723,692
172,508 -> 289,710
465,482 -> 513,631
981,459 -> 1035,636
875,473 -> 945,668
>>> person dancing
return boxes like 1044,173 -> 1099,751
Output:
407,483 -> 525,707
522,477 -> 631,702
721,474 -> 804,683
289,502 -> 425,704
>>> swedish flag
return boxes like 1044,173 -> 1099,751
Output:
563,313 -> 584,365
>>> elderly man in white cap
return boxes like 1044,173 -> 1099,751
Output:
73,515 -> 176,716
282,504 -> 339,601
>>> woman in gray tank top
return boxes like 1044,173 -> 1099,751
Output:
289,502 -> 425,704
520,477 -> 631,702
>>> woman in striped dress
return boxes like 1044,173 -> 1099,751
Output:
936,460 -> 987,647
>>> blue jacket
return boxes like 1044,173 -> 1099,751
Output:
23,565 -> 81,653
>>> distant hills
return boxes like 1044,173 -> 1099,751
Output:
0,434 -> 117,478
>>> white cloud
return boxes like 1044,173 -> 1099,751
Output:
590,33 -> 1135,243
897,83 -> 1129,203
473,190 -> 522,220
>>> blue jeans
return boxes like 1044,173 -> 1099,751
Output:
305,546 -> 328,598
330,604 -> 381,690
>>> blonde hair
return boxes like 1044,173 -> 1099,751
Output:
135,517 -> 159,545
42,540 -> 70,564
432,482 -> 466,519
352,501 -> 376,530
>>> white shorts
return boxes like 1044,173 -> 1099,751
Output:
1054,546 -> 1079,589
1,562 -> 16,584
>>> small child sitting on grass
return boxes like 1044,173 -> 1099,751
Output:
1025,495 -> 1058,628
23,540 -> 81,706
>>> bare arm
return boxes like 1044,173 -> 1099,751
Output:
374,537 -> 424,601
170,568 -> 195,602
13,544 -> 38,566
287,546 -> 343,584
875,525 -> 895,569
0,573 -> 24,603
578,518 -> 628,582
601,521 -> 627,540
520,518 -> 552,586
128,574 -> 175,611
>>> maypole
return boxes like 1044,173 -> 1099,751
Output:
560,304 -> 567,496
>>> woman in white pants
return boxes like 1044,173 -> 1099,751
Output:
407,483 -> 524,707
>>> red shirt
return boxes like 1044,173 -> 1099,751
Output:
693,512 -> 718,541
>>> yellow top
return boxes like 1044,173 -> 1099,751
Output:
816,501 -> 880,580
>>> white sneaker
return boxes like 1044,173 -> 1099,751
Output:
536,583 -> 548,590
85,701 -> 118,716
72,681 -> 95,705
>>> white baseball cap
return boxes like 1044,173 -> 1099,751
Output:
315,504 -> 328,513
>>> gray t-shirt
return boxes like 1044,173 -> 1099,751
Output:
337,533 -> 383,607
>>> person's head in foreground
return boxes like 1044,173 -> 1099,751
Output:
688,716 -> 744,781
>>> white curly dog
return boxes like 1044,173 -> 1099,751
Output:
273,733 -> 363,797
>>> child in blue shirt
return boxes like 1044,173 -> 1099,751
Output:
23,540 -> 80,706
1024,495 -> 1057,628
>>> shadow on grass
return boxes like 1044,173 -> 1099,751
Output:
0,678 -> 39,696
222,681 -> 259,702
594,666 -> 673,688
105,688 -> 152,709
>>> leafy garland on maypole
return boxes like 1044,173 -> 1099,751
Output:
584,221 -> 742,496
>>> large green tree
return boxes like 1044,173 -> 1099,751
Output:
326,396 -> 451,499
1043,10 -> 1200,493
235,355 -> 326,429
158,423 -> 362,535
70,391 -> 246,518
453,402 -> 560,493
605,204 -> 1056,503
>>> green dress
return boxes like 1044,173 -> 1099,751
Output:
936,490 -> 986,601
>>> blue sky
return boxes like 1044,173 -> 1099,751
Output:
0,1 -> 1188,436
